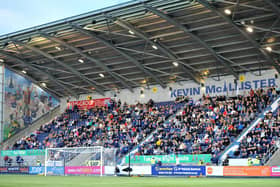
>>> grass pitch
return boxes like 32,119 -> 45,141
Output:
0,175 -> 279,187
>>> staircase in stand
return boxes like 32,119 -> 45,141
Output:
219,96 -> 280,163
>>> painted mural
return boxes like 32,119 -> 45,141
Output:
3,68 -> 59,140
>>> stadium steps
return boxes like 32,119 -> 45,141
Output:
264,142 -> 280,166
0,105 -> 62,150
219,96 -> 280,163
65,150 -> 98,167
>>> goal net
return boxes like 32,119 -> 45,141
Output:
44,146 -> 116,176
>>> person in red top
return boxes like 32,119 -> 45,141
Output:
4,155 -> 9,166
228,124 -> 234,131
250,88 -> 255,97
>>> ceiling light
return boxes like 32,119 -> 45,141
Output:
265,46 -> 272,52
78,59 -> 84,63
152,44 -> 158,50
141,79 -> 147,84
267,37 -> 275,43
55,46 -> 61,51
224,9 -> 231,15
21,70 -> 27,74
246,26 -> 253,33
0,59 -> 4,63
128,30 -> 134,35
41,82 -> 47,87
172,62 -> 179,67
202,70 -> 209,76
99,73 -> 104,78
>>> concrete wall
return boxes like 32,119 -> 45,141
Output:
62,69 -> 279,105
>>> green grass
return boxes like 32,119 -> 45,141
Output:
0,176 -> 279,187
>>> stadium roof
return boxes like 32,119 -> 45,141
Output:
0,0 -> 279,97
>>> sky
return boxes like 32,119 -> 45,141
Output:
0,0 -> 131,36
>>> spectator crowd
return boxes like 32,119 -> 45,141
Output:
5,86 -> 279,165
136,87 -> 279,165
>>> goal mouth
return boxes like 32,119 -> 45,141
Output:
44,147 -> 117,176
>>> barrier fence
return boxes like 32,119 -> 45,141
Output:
0,150 -> 279,176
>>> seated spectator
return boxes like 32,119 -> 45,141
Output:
234,106 -> 280,162
7,86 -> 279,166
10,99 -> 184,159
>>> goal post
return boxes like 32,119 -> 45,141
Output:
44,146 -> 116,176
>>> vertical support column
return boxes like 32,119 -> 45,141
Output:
44,148 -> 48,176
128,153 -> 131,177
0,65 -> 4,142
100,146 -> 103,176
63,151 -> 66,176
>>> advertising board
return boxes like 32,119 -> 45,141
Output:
126,154 -> 211,164
271,166 -> 280,177
0,166 -> 29,174
223,166 -> 270,176
206,166 -> 223,176
151,166 -> 205,176
65,166 -> 104,175
29,166 -> 64,175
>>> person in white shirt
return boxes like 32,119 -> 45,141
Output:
175,155 -> 180,166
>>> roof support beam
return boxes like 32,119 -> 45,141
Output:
112,17 -> 201,84
260,17 -> 280,44
215,0 -> 272,12
39,31 -> 134,92
144,66 -> 187,81
145,5 -> 239,79
197,0 -> 280,74
57,80 -> 93,93
263,0 -> 280,16
0,50 -> 75,97
116,46 -> 170,59
32,64 -> 73,74
111,72 -> 140,87
11,39 -> 105,95
71,24 -> 166,88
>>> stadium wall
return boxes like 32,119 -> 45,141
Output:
64,69 -> 279,104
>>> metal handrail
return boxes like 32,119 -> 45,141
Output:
262,139 -> 280,165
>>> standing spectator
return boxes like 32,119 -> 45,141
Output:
4,155 -> 9,166
16,155 -> 24,166
151,157 -> 156,166
175,155 -> 180,166
8,157 -> 13,166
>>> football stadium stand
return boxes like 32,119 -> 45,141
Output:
0,0 -> 279,181
2,86 -> 278,167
